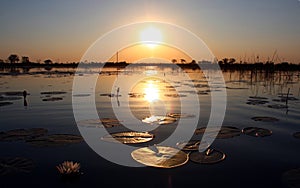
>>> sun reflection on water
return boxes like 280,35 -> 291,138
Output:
144,81 -> 160,103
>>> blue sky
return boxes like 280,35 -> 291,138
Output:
0,0 -> 299,63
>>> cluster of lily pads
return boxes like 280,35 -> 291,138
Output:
0,91 -> 27,106
41,91 -> 67,102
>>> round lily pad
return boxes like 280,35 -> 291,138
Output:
26,134 -> 83,147
282,168 -> 300,188
176,140 -> 210,151
0,96 -> 22,101
42,97 -> 63,102
268,104 -> 288,109
101,132 -> 154,144
246,99 -> 269,105
164,94 -> 187,98
249,96 -> 268,100
167,113 -> 195,119
189,148 -> 226,164
142,115 -> 177,125
100,93 -> 121,97
0,128 -> 48,141
251,116 -> 279,122
0,157 -> 34,176
242,127 -> 272,137
0,102 -> 13,107
77,118 -> 122,128
41,91 -> 67,95
293,132 -> 300,139
195,126 -> 241,139
131,146 -> 188,168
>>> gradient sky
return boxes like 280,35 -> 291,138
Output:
0,0 -> 299,63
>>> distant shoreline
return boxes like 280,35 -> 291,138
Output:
1,62 -> 300,71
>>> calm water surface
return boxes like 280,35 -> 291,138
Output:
0,66 -> 299,188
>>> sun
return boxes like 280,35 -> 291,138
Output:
140,26 -> 162,48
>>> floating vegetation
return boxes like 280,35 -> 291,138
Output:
42,97 -> 63,102
189,148 -> 226,164
0,91 -> 29,96
142,115 -> 177,125
26,134 -> 83,147
41,91 -> 67,95
178,90 -> 197,94
226,87 -> 249,90
0,96 -> 22,101
197,91 -> 209,95
251,116 -> 279,122
101,132 -> 154,144
242,127 -> 272,137
282,168 -> 300,188
56,161 -> 81,177
77,118 -> 122,128
128,93 -> 145,98
72,94 -> 91,97
195,126 -> 241,139
249,96 -> 268,100
293,132 -> 300,139
164,94 -> 187,98
267,104 -> 288,109
0,101 -> 13,107
246,99 -> 269,105
0,157 -> 34,176
278,96 -> 298,101
131,145 -> 188,168
0,128 -> 48,141
100,93 -> 121,97
176,140 -> 209,151
167,113 -> 195,119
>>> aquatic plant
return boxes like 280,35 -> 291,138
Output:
56,161 -> 81,176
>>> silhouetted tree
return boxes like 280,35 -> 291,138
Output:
229,58 -> 236,64
8,54 -> 19,64
180,59 -> 186,64
21,56 -> 30,64
44,59 -> 53,64
190,60 -> 196,64
171,59 -> 177,64
222,58 -> 229,64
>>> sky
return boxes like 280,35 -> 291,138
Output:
0,0 -> 300,63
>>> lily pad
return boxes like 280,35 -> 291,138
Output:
26,134 -> 83,147
195,126 -> 241,139
78,118 -> 122,128
189,148 -> 226,164
0,128 -> 48,141
167,113 -> 195,119
0,102 -> 13,107
142,115 -> 177,125
131,146 -> 188,168
72,94 -> 91,97
0,91 -> 28,96
282,168 -> 300,188
164,94 -> 187,98
268,104 -> 288,109
128,93 -> 145,98
251,116 -> 279,122
42,97 -> 63,102
176,140 -> 210,151
249,96 -> 268,100
293,132 -> 300,139
246,99 -> 269,105
40,91 -> 67,95
242,127 -> 272,137
101,132 -> 154,144
100,93 -> 121,97
0,157 -> 34,176
0,96 -> 22,101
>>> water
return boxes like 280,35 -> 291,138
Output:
0,66 -> 299,188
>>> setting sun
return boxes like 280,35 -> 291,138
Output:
140,26 -> 162,48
